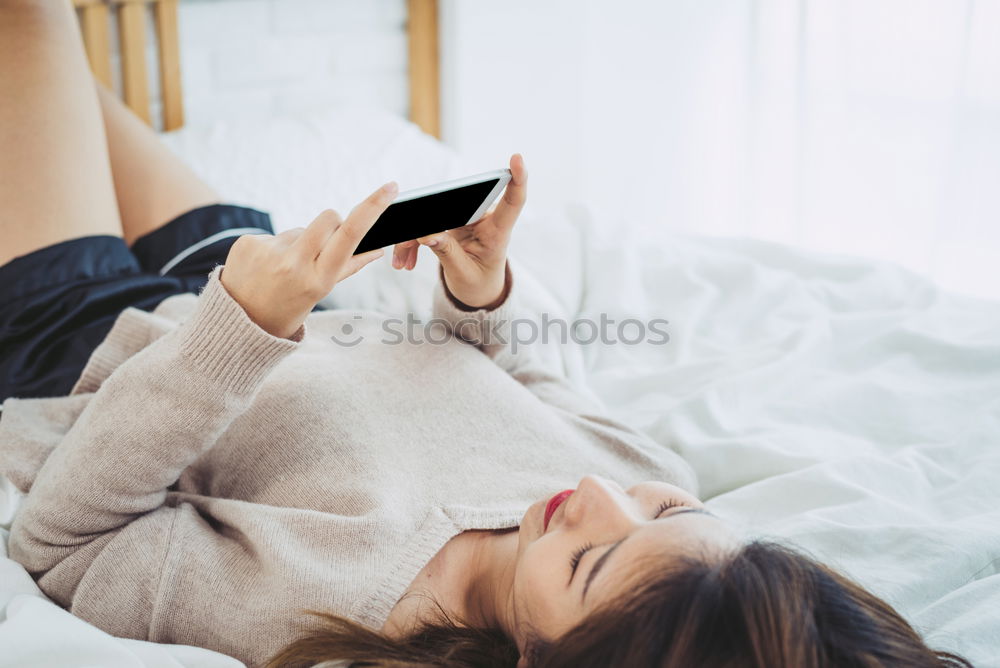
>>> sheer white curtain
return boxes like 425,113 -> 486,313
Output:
443,0 -> 1000,300
752,0 -> 1000,300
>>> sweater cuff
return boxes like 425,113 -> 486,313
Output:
176,265 -> 302,394
432,261 -> 520,349
439,261 -> 512,312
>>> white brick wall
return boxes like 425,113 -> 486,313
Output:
103,0 -> 409,131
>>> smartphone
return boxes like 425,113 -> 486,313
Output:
353,168 -> 512,255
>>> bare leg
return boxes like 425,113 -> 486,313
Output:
95,81 -> 221,247
0,0 -> 122,267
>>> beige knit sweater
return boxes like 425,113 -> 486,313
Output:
0,263 -> 697,667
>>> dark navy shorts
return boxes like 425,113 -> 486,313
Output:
0,204 -> 309,404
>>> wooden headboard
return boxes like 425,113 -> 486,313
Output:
72,0 -> 442,137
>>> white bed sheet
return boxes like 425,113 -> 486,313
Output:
3,106 -> 999,667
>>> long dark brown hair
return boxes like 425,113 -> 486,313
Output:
264,539 -> 974,668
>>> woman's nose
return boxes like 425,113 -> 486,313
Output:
572,474 -> 639,529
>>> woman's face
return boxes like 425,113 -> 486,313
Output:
508,474 -> 740,647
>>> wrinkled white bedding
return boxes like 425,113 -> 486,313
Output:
3,106 -> 999,667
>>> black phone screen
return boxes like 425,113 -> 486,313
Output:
353,178 -> 501,255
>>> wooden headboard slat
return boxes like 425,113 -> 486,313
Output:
78,2 -> 113,88
117,1 -> 152,125
74,0 -> 441,137
154,0 -> 184,131
408,0 -> 441,139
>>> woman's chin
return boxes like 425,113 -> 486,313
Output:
519,497 -> 546,543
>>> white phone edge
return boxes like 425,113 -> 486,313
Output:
392,168 -> 513,227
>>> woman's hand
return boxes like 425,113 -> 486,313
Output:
391,153 -> 527,309
219,182 -> 398,339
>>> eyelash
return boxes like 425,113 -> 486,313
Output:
568,498 -> 686,576
569,542 -> 594,574
655,499 -> 684,516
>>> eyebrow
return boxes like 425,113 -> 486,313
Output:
581,508 -> 716,604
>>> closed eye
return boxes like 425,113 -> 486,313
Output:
569,542 -> 593,576
578,503 -> 718,603
568,498 -> 688,583
654,498 -> 685,517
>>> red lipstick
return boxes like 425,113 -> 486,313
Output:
544,489 -> 574,532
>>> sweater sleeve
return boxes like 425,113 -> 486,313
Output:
7,265 -> 302,633
432,262 -> 699,495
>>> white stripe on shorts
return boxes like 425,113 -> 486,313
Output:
157,227 -> 272,276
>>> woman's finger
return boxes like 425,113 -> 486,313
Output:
272,227 -> 307,253
318,182 -> 398,276
416,230 -> 474,275
294,209 -> 341,259
392,240 -> 419,269
277,226 -> 306,240
405,242 -> 419,270
338,248 -> 385,282
492,153 -> 528,231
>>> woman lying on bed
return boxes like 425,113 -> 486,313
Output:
0,2 -> 972,668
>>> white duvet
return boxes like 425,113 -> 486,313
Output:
2,106 -> 999,667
